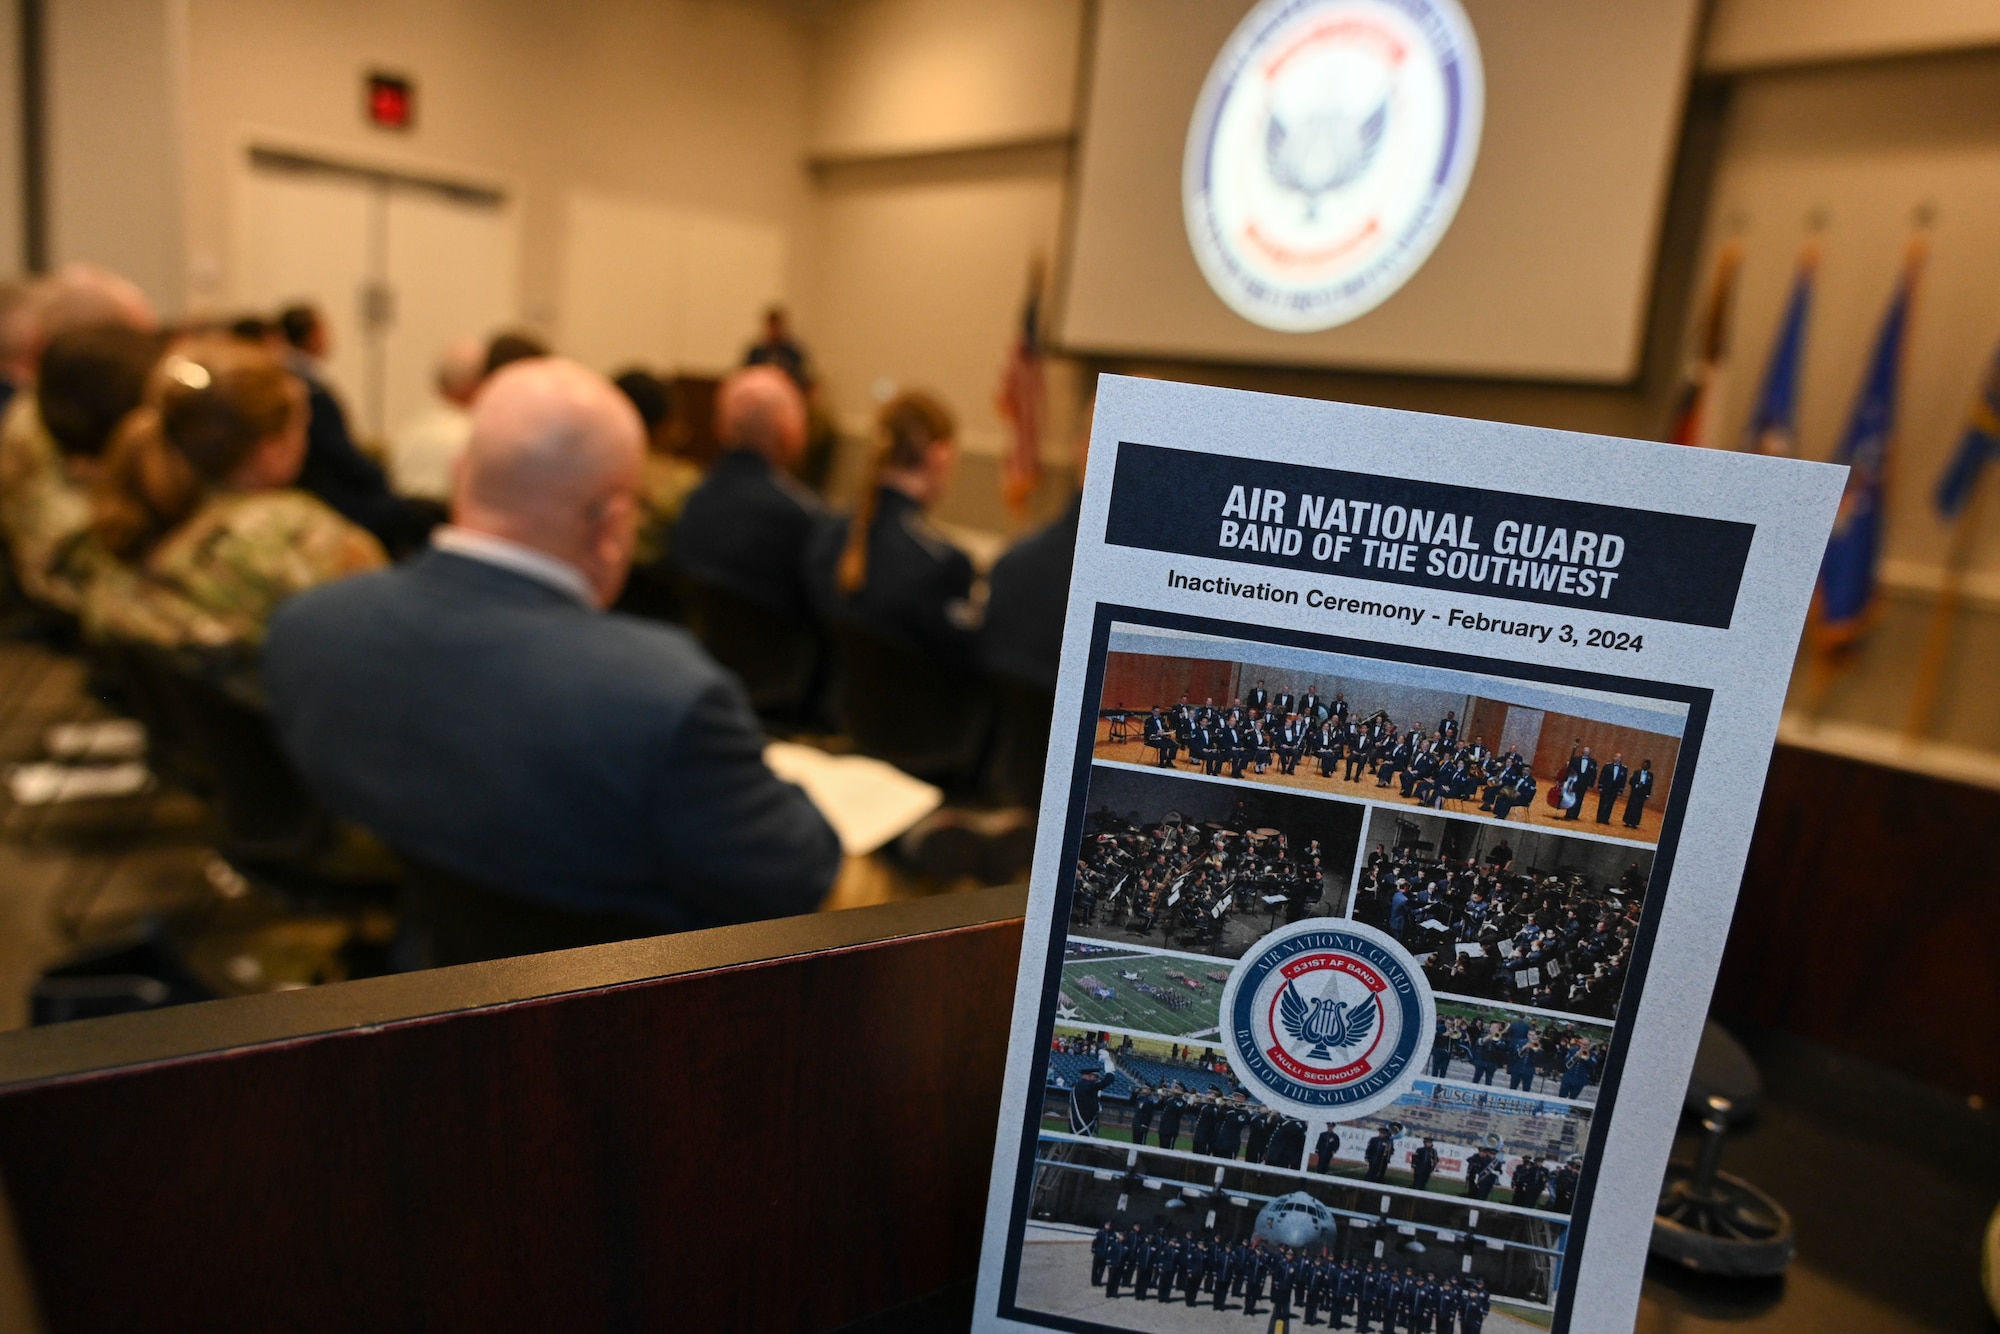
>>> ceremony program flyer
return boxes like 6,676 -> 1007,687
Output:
973,375 -> 1844,1333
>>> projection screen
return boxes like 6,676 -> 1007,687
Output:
1055,0 -> 1702,382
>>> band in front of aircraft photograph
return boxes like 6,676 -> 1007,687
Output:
1092,639 -> 1685,847
1018,1132 -> 1562,1329
1087,1223 -> 1499,1331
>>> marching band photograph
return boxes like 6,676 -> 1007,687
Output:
1091,626 -> 1686,846
1042,1026 -> 1594,1212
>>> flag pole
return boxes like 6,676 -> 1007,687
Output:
1807,220 -> 1929,720
1902,452 -> 1989,748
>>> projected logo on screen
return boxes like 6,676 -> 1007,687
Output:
1221,919 -> 1434,1122
1184,0 -> 1484,332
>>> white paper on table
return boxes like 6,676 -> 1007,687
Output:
762,741 -> 943,857
8,761 -> 154,806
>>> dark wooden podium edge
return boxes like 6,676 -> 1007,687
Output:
0,882 -> 1031,1091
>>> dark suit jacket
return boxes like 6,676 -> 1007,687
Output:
671,448 -> 825,613
978,492 -> 1079,691
263,550 -> 841,930
805,486 -> 975,662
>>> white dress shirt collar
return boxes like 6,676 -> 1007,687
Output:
432,525 -> 596,607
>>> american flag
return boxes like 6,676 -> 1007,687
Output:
997,257 -> 1048,518
1666,242 -> 1741,448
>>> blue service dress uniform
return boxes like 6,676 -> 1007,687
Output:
1103,1233 -> 1128,1297
1411,1142 -> 1441,1190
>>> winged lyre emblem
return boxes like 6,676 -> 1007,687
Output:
1264,100 -> 1388,220
1279,981 -> 1377,1060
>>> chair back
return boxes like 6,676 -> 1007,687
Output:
137,647 -> 329,865
677,576 -> 822,723
612,557 -> 685,624
988,675 -> 1056,808
96,641 -> 215,795
399,856 -> 666,966
828,620 -> 991,790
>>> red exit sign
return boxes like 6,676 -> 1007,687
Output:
366,72 -> 414,131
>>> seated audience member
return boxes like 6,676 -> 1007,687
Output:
670,365 -> 823,612
0,266 -> 159,613
263,359 -> 841,932
276,303 -> 436,555
806,391 -> 976,661
612,367 -> 701,566
87,340 -> 385,648
5,323 -> 163,616
0,280 -> 41,421
386,336 -> 483,501
977,497 -> 1077,693
482,329 -> 549,379
979,404 -> 1090,692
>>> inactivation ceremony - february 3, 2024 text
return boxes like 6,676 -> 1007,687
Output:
1161,567 -> 1646,652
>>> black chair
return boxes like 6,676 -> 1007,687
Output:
827,620 -> 992,792
135,646 -> 329,867
29,921 -> 218,1025
612,556 -> 685,624
677,575 -> 824,726
92,640 -> 216,795
398,856 -> 666,967
988,675 -> 1056,809
130,645 -> 397,908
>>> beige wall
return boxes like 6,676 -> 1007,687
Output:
1705,0 -> 2000,73
45,0 -> 183,304
173,0 -> 811,333
807,0 -> 1079,158
800,0 -> 1088,536
0,0 -> 21,273
809,145 -> 1075,451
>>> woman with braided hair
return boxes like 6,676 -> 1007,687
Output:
805,389 -> 976,662
86,337 -> 384,649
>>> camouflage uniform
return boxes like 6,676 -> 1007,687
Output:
631,453 -> 703,567
86,490 -> 386,649
0,395 -> 100,612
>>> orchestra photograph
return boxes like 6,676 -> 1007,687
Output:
1091,624 -> 1685,846
1347,809 -> 1654,1022
1067,763 -> 1365,960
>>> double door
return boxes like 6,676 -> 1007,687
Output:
232,147 -> 519,441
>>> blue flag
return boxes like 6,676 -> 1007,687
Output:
1934,343 -> 2000,519
1743,251 -> 1813,455
1816,252 -> 1921,646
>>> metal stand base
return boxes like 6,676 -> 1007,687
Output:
1651,1094 -> 1796,1278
